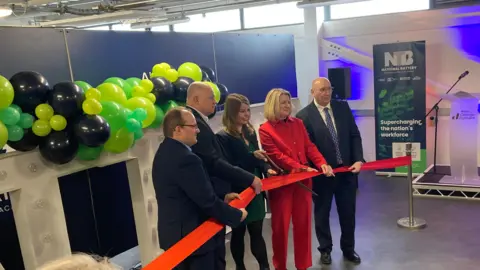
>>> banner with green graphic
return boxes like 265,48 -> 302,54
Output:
373,41 -> 427,174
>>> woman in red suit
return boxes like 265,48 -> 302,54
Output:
259,88 -> 334,270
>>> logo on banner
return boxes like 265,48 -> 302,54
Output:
0,193 -> 11,213
382,51 -> 417,72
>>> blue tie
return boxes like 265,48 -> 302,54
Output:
323,107 -> 342,164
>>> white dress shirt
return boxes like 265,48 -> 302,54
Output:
189,106 -> 209,123
314,99 -> 337,134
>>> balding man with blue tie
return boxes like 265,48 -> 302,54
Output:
296,77 -> 365,265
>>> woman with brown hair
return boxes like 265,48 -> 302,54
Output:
216,93 -> 275,270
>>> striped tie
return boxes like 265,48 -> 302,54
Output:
324,107 -> 342,164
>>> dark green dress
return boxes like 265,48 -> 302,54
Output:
245,142 -> 266,223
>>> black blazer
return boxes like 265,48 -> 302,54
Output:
187,106 -> 255,198
296,100 -> 364,167
216,129 -> 271,194
152,137 -> 243,255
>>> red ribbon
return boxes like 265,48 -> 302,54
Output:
143,156 -> 411,270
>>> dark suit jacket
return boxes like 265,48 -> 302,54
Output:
296,100 -> 364,167
187,106 -> 254,198
216,129 -> 271,194
152,137 -> 242,255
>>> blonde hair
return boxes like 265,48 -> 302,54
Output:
222,93 -> 254,138
38,254 -> 119,270
263,88 -> 292,121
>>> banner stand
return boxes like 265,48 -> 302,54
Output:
373,41 -> 427,176
397,143 -> 427,230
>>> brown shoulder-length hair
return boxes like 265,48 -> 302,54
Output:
222,93 -> 255,138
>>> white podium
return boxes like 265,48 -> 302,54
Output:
440,91 -> 480,184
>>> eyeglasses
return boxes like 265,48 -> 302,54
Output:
181,124 -> 198,129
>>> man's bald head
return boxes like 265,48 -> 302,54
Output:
312,77 -> 331,89
311,77 -> 333,106
186,82 -> 216,116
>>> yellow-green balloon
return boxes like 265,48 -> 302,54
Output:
178,62 -> 202,82
50,115 -> 67,131
83,99 -> 103,115
164,69 -> 179,82
0,75 -> 14,109
140,79 -> 154,93
97,83 -> 127,106
205,82 -> 221,103
35,104 -> 54,121
126,97 -> 156,128
104,128 -> 134,154
0,121 -> 7,149
152,63 -> 171,76
32,119 -> 51,137
85,88 -> 102,100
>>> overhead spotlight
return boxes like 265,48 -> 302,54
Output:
0,6 -> 12,18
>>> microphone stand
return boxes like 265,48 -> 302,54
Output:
425,73 -> 466,175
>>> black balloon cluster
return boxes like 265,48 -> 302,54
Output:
7,71 -> 110,165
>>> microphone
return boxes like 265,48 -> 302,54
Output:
459,70 -> 469,79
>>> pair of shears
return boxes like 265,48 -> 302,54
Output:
263,154 -> 319,196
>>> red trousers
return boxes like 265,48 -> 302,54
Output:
269,178 -> 312,270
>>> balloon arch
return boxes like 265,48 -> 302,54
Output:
0,62 -> 229,164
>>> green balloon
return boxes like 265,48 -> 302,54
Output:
134,129 -> 144,140
75,81 -> 93,92
104,127 -> 134,154
7,125 -> 24,142
132,108 -> 147,122
160,100 -> 178,113
99,101 -> 127,132
18,113 -> 34,129
123,83 -> 133,99
125,77 -> 142,87
77,145 -> 103,161
149,105 -> 165,129
0,107 -> 20,126
125,118 -> 141,133
10,104 -> 22,114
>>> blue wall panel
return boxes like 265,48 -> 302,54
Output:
67,30 -> 216,87
213,33 -> 297,104
0,28 -> 71,84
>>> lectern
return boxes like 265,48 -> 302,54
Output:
440,91 -> 480,184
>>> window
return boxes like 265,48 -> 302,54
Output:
151,25 -> 170,32
174,10 -> 241,33
331,0 -> 430,20
111,24 -> 144,31
244,2 -> 304,29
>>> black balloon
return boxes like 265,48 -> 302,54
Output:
208,106 -> 217,120
10,71 -> 51,113
150,77 -> 174,105
217,83 -> 229,105
73,115 -> 110,147
39,131 -> 79,165
200,66 -> 216,82
7,128 -> 41,152
173,77 -> 194,103
201,70 -> 211,82
48,82 -> 85,119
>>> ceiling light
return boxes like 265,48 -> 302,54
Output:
0,6 -> 12,18
297,0 -> 369,8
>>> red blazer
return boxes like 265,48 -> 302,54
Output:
259,116 -> 327,172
